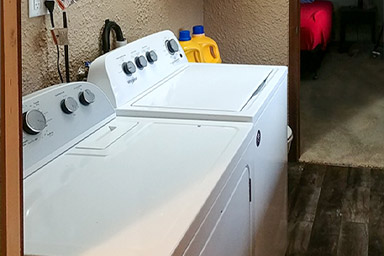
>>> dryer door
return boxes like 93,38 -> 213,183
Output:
199,167 -> 251,256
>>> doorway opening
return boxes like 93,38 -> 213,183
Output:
293,0 -> 384,168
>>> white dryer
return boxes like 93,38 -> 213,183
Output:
88,30 -> 288,255
23,82 -> 255,256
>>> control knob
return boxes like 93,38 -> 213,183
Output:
23,109 -> 47,135
61,97 -> 79,114
122,61 -> 136,76
79,89 -> 96,106
146,50 -> 158,63
166,39 -> 179,54
135,56 -> 148,69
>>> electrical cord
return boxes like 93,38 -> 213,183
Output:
63,11 -> 70,83
55,45 -> 63,83
44,0 -> 64,83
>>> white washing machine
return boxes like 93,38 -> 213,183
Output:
88,30 -> 288,255
23,82 -> 256,256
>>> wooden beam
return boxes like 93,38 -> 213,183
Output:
0,0 -> 23,254
288,0 -> 301,162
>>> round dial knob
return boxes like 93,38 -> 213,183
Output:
146,50 -> 158,63
135,56 -> 148,69
166,39 -> 179,54
23,109 -> 47,135
61,97 -> 79,114
79,89 -> 95,106
122,61 -> 136,75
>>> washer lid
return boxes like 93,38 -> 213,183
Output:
132,64 -> 274,112
24,117 -> 253,256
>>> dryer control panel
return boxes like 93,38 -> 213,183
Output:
88,30 -> 188,108
22,82 -> 115,178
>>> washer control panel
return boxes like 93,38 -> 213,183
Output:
23,109 -> 47,135
166,39 -> 179,54
22,82 -> 115,178
61,97 -> 79,114
88,30 -> 188,108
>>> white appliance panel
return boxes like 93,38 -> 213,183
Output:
183,162 -> 252,256
22,82 -> 115,177
251,79 -> 288,256
86,30 -> 289,256
88,30 -> 188,108
88,30 -> 287,123
24,116 -> 253,256
132,65 -> 273,112
199,168 -> 251,256
117,65 -> 287,123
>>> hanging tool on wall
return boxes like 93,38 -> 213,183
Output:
56,0 -> 76,83
44,0 -> 76,83
102,20 -> 127,54
44,0 -> 64,83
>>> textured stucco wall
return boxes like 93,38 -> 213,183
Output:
204,0 -> 289,66
21,0 -> 203,95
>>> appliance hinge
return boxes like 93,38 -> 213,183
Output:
249,178 -> 252,202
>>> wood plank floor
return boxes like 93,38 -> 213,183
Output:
287,163 -> 384,256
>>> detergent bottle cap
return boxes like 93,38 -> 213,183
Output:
179,30 -> 192,41
193,25 -> 205,35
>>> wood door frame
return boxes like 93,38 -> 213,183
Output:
288,0 -> 301,162
0,0 -> 23,254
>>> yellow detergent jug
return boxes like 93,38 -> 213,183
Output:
191,25 -> 222,63
179,30 -> 203,63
